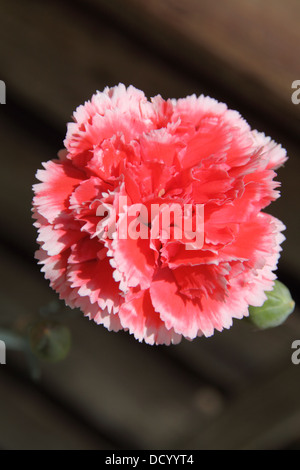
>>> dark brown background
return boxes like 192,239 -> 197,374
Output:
0,0 -> 300,450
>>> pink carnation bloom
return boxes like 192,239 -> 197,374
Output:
32,84 -> 287,345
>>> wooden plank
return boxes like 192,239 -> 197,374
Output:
0,369 -> 113,450
168,307 -> 300,395
185,363 -> 300,449
0,245 -> 226,449
0,109 -> 56,256
2,0 -> 299,137
92,0 -> 300,137
0,0 -> 200,125
1,237 -> 299,448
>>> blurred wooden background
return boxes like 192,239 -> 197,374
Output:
0,0 -> 300,450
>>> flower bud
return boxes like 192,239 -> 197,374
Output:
29,320 -> 71,363
248,280 -> 295,329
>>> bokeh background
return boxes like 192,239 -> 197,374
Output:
0,0 -> 300,450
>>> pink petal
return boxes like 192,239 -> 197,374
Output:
150,268 -> 214,338
111,211 -> 157,290
33,160 -> 84,223
68,237 -> 104,264
67,254 -> 121,313
35,248 -> 77,308
36,220 -> 85,256
118,288 -> 181,345
252,130 -> 288,170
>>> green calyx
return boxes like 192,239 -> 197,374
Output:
29,320 -> 71,363
248,280 -> 295,329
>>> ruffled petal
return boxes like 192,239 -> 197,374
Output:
111,210 -> 156,290
33,84 -> 288,345
118,288 -> 181,345
33,160 -> 84,223
67,252 -> 121,314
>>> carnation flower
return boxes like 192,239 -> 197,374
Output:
32,84 -> 287,345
